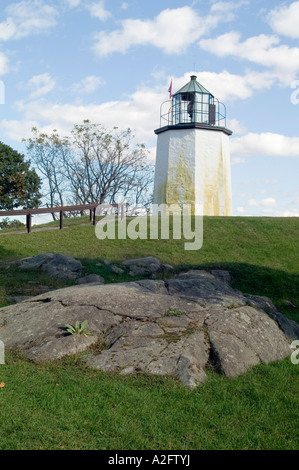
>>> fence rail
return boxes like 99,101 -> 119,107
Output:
0,203 -> 126,233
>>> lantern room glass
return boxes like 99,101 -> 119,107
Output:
172,92 -> 214,125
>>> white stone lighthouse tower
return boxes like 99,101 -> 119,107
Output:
153,75 -> 232,215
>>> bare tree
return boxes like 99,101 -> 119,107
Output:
25,121 -> 154,211
121,164 -> 154,208
66,121 -> 151,205
24,128 -> 70,218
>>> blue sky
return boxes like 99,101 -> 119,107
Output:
0,0 -> 299,218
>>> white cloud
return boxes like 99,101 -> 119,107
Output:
64,0 -> 81,7
0,52 -> 9,75
279,209 -> 299,217
92,5 -> 235,57
231,157 -> 245,165
199,31 -> 299,84
4,84 -> 165,144
231,132 -> 299,157
88,1 -> 111,21
263,179 -> 278,185
0,118 -> 40,141
268,1 -> 299,39
172,70 -> 275,102
0,21 -> 17,41
25,73 -> 56,98
146,147 -> 156,165
248,198 -> 276,207
262,208 -> 299,217
70,75 -> 105,94
0,0 -> 59,41
227,119 -> 246,135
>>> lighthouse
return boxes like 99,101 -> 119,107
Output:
153,75 -> 232,216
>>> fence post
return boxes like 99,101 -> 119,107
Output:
26,213 -> 32,233
60,210 -> 63,230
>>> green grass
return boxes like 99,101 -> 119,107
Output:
0,216 -> 298,321
0,215 -> 298,449
0,352 -> 298,450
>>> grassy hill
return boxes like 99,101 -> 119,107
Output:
0,216 -> 298,449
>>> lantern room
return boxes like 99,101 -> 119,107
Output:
159,75 -> 227,129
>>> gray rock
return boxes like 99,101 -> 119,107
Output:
26,334 -> 99,361
122,256 -> 160,267
176,356 -> 208,388
266,310 -> 299,342
206,305 -> 291,377
244,294 -> 277,314
244,293 -> 299,341
211,269 -> 231,284
0,269 -> 297,388
148,263 -> 161,272
41,253 -> 82,279
127,260 -> 161,276
121,256 -> 163,277
136,279 -> 168,294
19,253 -> 54,270
109,265 -> 125,275
18,253 -> 82,280
161,264 -> 175,272
76,274 -> 104,285
128,265 -> 147,276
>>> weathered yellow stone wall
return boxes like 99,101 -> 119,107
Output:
153,128 -> 232,216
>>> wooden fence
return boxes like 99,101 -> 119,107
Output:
0,202 -> 127,233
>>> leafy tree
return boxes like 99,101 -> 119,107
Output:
0,142 -> 41,209
0,217 -> 25,230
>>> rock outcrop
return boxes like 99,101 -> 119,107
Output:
0,269 -> 297,388
19,253 -> 82,280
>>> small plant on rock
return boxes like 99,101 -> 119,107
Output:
65,320 -> 91,336
165,308 -> 184,317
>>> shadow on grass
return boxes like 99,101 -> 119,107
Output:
76,257 -> 299,324
0,245 -> 19,261
1,252 -> 298,326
